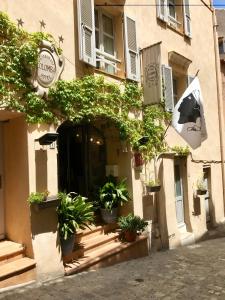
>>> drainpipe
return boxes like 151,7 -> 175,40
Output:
212,9 -> 225,215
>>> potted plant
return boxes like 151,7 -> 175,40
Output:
118,214 -> 148,242
98,178 -> 130,224
28,191 -> 49,204
170,145 -> 190,157
146,179 -> 161,193
28,191 -> 60,210
57,192 -> 94,256
196,176 -> 207,195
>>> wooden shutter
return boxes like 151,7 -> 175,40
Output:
187,75 -> 194,87
162,65 -> 174,112
183,0 -> 191,38
157,0 -> 168,22
124,15 -> 140,82
77,0 -> 96,67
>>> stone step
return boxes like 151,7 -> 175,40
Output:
65,235 -> 148,275
0,257 -> 36,281
76,223 -> 118,244
180,232 -> 195,247
63,232 -> 119,263
0,241 -> 24,265
76,223 -> 118,242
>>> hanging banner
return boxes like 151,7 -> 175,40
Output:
142,42 -> 162,105
172,77 -> 207,149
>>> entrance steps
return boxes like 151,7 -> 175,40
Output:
180,231 -> 195,247
0,240 -> 36,289
64,224 -> 149,275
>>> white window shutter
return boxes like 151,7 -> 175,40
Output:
187,75 -> 194,87
162,65 -> 174,112
183,0 -> 191,38
77,0 -> 96,67
124,15 -> 140,82
157,0 -> 168,22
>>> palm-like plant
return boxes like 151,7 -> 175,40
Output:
57,192 -> 94,240
98,179 -> 130,211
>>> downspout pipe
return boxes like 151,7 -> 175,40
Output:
212,9 -> 225,215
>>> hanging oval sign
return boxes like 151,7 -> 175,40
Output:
30,40 -> 64,98
37,50 -> 56,87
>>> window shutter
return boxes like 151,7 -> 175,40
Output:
156,0 -> 168,22
183,0 -> 191,38
162,65 -> 174,112
187,75 -> 194,87
124,15 -> 140,82
77,0 -> 96,67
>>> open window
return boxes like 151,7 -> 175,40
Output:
161,51 -> 192,111
77,0 -> 140,81
157,0 -> 191,37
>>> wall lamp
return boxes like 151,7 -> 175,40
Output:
35,133 -> 59,145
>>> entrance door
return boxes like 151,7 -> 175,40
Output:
57,122 -> 106,199
174,162 -> 185,227
203,168 -> 211,224
0,124 -> 4,239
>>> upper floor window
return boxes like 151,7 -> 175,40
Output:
95,9 -> 116,74
77,0 -> 140,81
157,0 -> 191,38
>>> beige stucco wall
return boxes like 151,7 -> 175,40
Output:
0,0 -> 224,263
3,116 -> 33,257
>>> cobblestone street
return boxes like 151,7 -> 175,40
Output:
2,237 -> 225,299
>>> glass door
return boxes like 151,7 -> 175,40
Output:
174,162 -> 185,227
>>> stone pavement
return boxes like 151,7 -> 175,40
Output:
2,237 -> 225,299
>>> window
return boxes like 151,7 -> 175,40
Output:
173,77 -> 178,105
162,65 -> 193,111
95,9 -> 117,74
157,0 -> 191,37
219,39 -> 225,54
77,0 -> 140,81
168,0 -> 176,19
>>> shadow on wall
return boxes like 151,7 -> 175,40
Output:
35,150 -> 47,192
157,161 -> 169,249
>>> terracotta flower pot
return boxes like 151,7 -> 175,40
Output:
124,230 -> 137,242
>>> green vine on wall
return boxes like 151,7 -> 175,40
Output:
0,12 -> 171,159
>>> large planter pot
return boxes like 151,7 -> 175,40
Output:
100,207 -> 118,224
60,234 -> 76,256
124,230 -> 137,242
146,185 -> 161,193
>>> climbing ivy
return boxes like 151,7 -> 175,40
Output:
0,12 -> 171,159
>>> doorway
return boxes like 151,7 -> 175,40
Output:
57,121 -> 106,200
174,160 -> 185,228
203,167 -> 211,227
0,124 -> 4,239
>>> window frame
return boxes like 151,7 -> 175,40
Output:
94,8 -> 118,74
